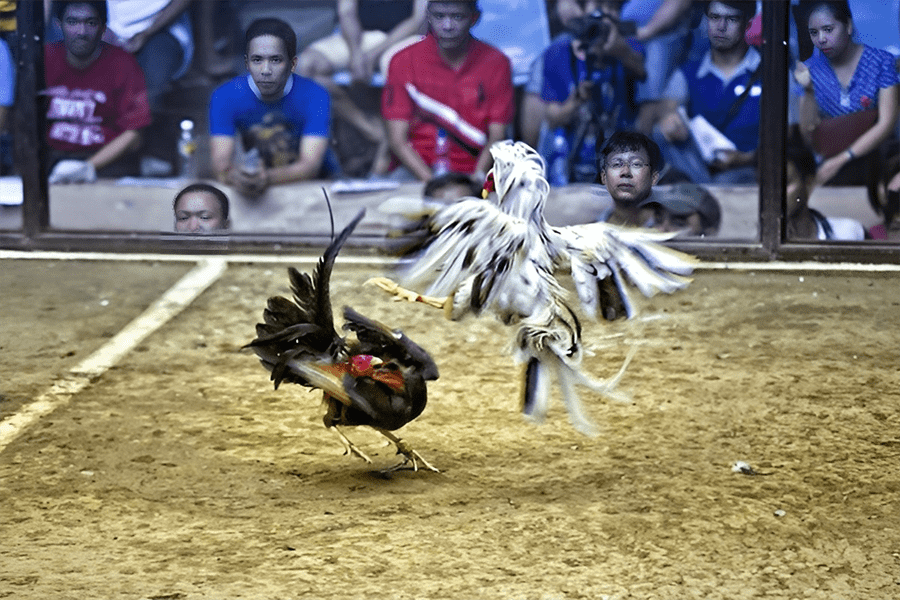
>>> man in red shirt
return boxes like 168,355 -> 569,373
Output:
44,1 -> 151,183
382,0 -> 514,182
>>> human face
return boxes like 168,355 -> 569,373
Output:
246,35 -> 296,101
427,2 -> 477,54
600,148 -> 658,206
706,2 -> 749,52
650,206 -> 705,235
59,3 -> 105,64
174,192 -> 228,233
807,7 -> 852,61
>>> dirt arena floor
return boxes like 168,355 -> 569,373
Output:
1,256 -> 899,599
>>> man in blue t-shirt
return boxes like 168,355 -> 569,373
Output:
654,0 -> 759,185
209,18 -> 331,197
541,1 -> 645,183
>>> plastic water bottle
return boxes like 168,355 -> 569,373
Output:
241,146 -> 261,176
177,119 -> 198,179
433,128 -> 450,176
548,128 -> 569,186
572,123 -> 598,183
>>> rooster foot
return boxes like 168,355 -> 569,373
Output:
377,429 -> 440,473
329,426 -> 373,464
365,277 -> 447,310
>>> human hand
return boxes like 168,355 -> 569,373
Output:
229,167 -> 269,198
49,160 -> 97,184
710,149 -> 752,171
793,62 -> 812,91
573,79 -> 593,103
658,111 -> 689,143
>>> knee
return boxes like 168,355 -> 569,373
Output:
296,49 -> 332,78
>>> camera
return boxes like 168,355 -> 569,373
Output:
571,10 -> 637,57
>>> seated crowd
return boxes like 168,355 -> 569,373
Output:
23,1 -> 900,238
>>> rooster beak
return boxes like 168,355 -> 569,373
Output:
482,171 -> 495,199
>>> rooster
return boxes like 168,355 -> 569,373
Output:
370,140 -> 697,437
246,209 -> 440,473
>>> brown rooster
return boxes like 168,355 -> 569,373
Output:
245,209 -> 439,473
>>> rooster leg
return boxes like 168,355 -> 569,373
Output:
375,429 -> 440,473
328,426 -> 373,464
365,277 -> 447,310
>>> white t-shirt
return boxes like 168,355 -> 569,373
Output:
105,0 -> 193,79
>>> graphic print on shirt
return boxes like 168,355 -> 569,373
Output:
240,110 -> 300,168
45,86 -> 107,147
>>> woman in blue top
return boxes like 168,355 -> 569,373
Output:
794,0 -> 900,191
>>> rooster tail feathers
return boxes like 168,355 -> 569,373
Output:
299,209 -> 367,329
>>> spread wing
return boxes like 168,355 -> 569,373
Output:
552,221 -> 698,321
342,306 -> 439,382
399,198 -> 560,318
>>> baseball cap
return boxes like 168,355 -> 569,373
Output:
641,183 -> 721,231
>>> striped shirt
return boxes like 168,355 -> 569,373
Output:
805,44 -> 900,118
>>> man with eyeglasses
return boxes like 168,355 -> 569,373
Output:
654,0 -> 759,185
597,130 -> 721,237
596,130 -> 661,226
381,1 -> 514,182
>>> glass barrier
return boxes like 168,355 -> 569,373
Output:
25,1 -> 900,246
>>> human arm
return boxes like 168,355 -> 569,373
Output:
815,84 -> 900,186
122,0 -> 192,54
341,0 -> 427,82
655,97 -> 691,143
602,26 -> 647,81
544,80 -> 593,128
474,122 -> 508,177
636,0 -> 694,42
88,129 -> 142,170
794,62 -> 820,148
386,119 -> 433,181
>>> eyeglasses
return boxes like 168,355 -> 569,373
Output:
606,159 -> 649,171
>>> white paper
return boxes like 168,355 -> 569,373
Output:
679,107 -> 737,163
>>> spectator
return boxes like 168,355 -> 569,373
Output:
793,1 -> 899,217
298,0 -> 428,176
104,0 -> 193,113
381,1 -> 514,182
640,181 -> 722,237
173,182 -> 231,233
209,18 -> 332,199
595,130 -> 660,226
519,0 -> 600,148
0,37 -> 12,175
45,0 -> 152,183
541,0 -> 646,182
785,137 -> 865,240
625,0 -> 698,134
654,1 -> 759,185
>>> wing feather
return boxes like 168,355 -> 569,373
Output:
554,221 -> 697,318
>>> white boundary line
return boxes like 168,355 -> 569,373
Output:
2,250 -> 900,272
0,258 -> 228,452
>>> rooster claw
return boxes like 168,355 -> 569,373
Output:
365,277 -> 446,309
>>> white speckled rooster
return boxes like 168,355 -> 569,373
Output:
370,140 -> 697,437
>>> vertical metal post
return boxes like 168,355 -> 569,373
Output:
14,0 -> 48,239
758,0 -> 790,255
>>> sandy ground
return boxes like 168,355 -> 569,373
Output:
1,258 -> 899,599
